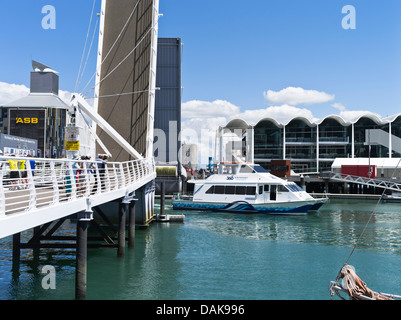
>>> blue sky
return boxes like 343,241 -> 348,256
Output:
0,0 -> 400,121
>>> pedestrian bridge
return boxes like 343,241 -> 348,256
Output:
0,155 -> 156,239
330,172 -> 401,193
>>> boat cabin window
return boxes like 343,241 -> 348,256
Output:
238,164 -> 268,174
286,183 -> 303,192
264,185 -> 269,192
225,185 -> 235,194
206,186 -> 215,194
235,186 -> 246,194
214,185 -> 224,194
246,186 -> 256,195
204,185 -> 256,195
277,185 -> 288,192
252,165 -> 267,173
259,185 -> 263,195
239,165 -> 254,173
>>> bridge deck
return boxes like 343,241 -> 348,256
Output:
0,156 -> 155,238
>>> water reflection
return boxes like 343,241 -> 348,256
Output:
177,199 -> 401,255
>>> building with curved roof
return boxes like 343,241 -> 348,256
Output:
219,112 -> 401,173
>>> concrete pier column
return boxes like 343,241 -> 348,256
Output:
76,219 -> 88,300
118,202 -> 127,257
128,200 -> 136,249
160,181 -> 165,216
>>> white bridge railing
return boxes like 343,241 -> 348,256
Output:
330,172 -> 401,193
0,156 -> 155,216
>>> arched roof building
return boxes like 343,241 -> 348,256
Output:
219,112 -> 401,173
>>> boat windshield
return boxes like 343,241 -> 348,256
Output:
286,183 -> 304,192
251,165 -> 268,173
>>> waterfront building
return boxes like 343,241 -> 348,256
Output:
0,62 -> 70,158
220,113 -> 401,174
0,133 -> 38,156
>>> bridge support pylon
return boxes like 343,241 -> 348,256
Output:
75,209 -> 93,300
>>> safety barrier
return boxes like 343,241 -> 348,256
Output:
0,156 -> 155,216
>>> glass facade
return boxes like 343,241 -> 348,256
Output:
285,119 -> 316,143
254,119 -> 283,160
229,113 -> 401,174
391,115 -> 401,158
353,116 -> 390,158
5,107 -> 66,158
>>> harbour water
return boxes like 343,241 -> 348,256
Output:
1,198 -> 401,300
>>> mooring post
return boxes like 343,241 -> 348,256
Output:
76,217 -> 88,300
160,181 -> 165,216
128,200 -> 136,249
118,202 -> 127,257
12,232 -> 21,273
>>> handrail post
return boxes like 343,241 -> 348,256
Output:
113,163 -> 118,190
94,162 -> 101,195
26,160 -> 37,211
126,162 -> 131,184
83,162 -> 90,196
141,160 -> 145,178
119,163 -> 126,188
68,160 -> 77,200
131,161 -> 137,182
50,162 -> 59,205
105,163 -> 111,192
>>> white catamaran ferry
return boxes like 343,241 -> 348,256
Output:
173,163 -> 327,215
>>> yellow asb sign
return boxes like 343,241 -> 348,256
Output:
65,141 -> 80,151
16,117 -> 39,124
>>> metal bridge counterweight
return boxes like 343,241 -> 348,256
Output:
0,155 -> 156,239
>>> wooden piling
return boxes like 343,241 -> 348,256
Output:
76,219 -> 88,300
12,232 -> 21,273
128,200 -> 136,249
118,203 -> 127,257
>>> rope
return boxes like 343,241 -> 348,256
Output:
79,0 -> 142,96
75,0 -> 97,93
76,15 -> 100,93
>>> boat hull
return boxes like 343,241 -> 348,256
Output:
172,199 -> 327,215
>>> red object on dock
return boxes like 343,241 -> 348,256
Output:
341,165 -> 377,178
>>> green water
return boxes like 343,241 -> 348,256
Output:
1,198 -> 401,300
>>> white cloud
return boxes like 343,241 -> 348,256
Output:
180,99 -> 323,166
0,82 -> 29,105
332,102 -> 346,112
338,110 -> 381,122
0,81 -> 73,106
232,104 -> 318,125
264,87 -> 335,106
182,99 -> 240,119
59,90 -> 73,105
